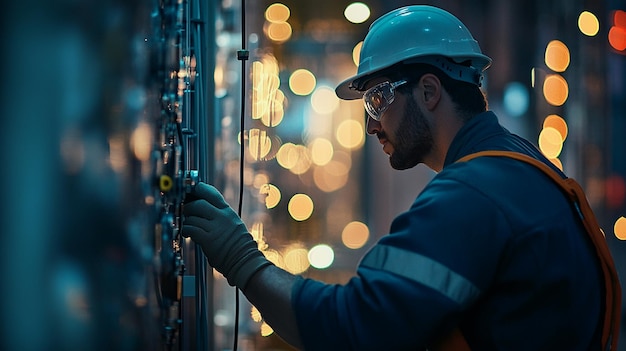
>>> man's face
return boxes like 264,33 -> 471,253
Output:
366,82 -> 434,170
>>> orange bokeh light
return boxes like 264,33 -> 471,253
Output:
609,26 -> 626,51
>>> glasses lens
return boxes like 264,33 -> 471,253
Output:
364,83 -> 392,121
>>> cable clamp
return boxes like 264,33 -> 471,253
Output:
237,50 -> 249,61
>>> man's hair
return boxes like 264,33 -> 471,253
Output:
368,61 -> 488,121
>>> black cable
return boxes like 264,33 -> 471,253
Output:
192,2 -> 210,349
234,1 -> 249,350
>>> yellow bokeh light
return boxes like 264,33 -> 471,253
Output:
615,217 -> 626,240
262,249 -> 284,268
286,144 -> 312,175
250,222 -> 269,251
261,89 -> 286,127
543,114 -> 568,141
252,172 -> 270,189
309,138 -> 334,166
276,143 -> 297,169
342,221 -> 370,249
308,244 -> 334,269
248,129 -> 272,160
545,40 -> 570,72
311,86 -> 340,114
251,306 -> 262,323
265,3 -> 290,23
130,122 -> 152,162
336,119 -> 364,149
549,157 -> 564,171
578,11 -> 600,36
283,245 -> 310,274
261,322 -> 274,337
539,127 -> 564,159
344,2 -> 370,24
252,57 -> 282,123
353,41 -> 363,67
288,194 -> 314,221
265,21 -> 292,43
276,143 -> 313,174
260,183 -> 281,209
313,164 -> 348,192
289,69 -> 317,96
543,74 -> 569,106
313,154 -> 350,192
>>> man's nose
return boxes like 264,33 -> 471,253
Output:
366,116 -> 381,135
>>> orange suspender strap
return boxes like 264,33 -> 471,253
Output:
441,150 -> 621,351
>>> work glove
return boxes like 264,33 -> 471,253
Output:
182,182 -> 273,290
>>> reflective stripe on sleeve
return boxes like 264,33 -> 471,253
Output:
360,245 -> 481,307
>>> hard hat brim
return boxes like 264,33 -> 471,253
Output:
335,70 -> 380,101
334,54 -> 492,101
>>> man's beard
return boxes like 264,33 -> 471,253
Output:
388,96 -> 434,170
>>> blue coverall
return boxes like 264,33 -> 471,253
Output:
293,111 -> 602,350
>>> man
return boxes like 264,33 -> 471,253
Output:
183,5 -> 619,350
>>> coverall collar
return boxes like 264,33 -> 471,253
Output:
443,111 -> 507,168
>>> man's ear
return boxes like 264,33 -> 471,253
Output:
418,74 -> 441,110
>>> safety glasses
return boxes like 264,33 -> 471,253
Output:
363,79 -> 408,121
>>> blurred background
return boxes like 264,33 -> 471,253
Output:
1,0 -> 625,350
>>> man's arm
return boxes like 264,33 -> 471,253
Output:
243,265 -> 303,349
182,183 -> 304,349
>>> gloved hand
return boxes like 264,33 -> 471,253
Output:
182,182 -> 273,289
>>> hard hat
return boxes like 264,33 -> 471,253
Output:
336,5 -> 492,100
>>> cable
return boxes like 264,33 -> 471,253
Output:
234,1 -> 249,351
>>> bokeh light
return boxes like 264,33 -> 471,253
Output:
309,137 -> 334,166
543,74 -> 569,106
609,26 -> 626,51
252,172 -> 270,189
549,157 -> 563,171
260,183 -> 281,209
503,82 -> 529,117
261,89 -> 286,127
289,69 -> 317,96
539,127 -> 564,159
276,143 -> 312,175
311,86 -> 340,114
313,151 -> 351,192
265,3 -> 290,23
616,9 -> 626,27
336,119 -> 364,149
130,122 -> 152,162
543,114 -> 568,140
283,244 -> 310,274
250,222 -> 269,251
251,306 -> 262,322
313,161 -> 349,192
352,41 -> 363,66
288,193 -> 314,221
308,244 -> 334,269
605,175 -> 626,209
248,129 -> 272,160
265,21 -> 292,43
276,142 -> 298,169
545,40 -> 570,72
615,217 -> 626,240
344,2 -> 370,24
341,221 -> 370,249
261,322 -> 274,337
609,10 -> 626,52
252,56 -> 284,126
262,249 -> 285,268
578,11 -> 600,36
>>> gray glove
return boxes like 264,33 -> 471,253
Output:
183,182 -> 272,289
